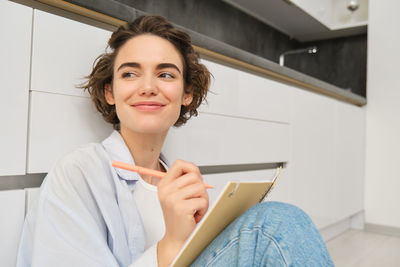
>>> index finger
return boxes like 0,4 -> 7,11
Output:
164,159 -> 201,183
162,160 -> 213,189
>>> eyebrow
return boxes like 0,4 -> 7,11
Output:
117,62 -> 181,74
117,62 -> 140,71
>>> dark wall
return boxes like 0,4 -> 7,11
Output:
116,0 -> 299,61
286,34 -> 367,97
67,0 -> 367,97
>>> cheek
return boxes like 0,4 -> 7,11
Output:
112,81 -> 133,102
163,83 -> 185,103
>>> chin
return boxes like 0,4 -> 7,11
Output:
120,113 -> 179,135
131,121 -> 172,135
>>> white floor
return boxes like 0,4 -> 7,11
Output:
326,229 -> 400,267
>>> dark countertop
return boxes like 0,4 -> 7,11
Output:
61,0 -> 366,106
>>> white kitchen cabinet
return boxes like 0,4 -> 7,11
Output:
0,189 -> 25,267
199,59 -> 240,116
291,0 -> 332,26
31,10 -> 111,97
333,101 -> 365,221
203,167 -> 289,207
200,59 -> 292,123
27,91 -> 112,173
290,89 -> 365,229
162,113 -> 290,166
25,187 -> 40,213
236,70 -> 291,123
331,0 -> 368,30
0,1 -> 32,176
290,89 -> 337,229
291,0 -> 368,30
267,167 -> 290,203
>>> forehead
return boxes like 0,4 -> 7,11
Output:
114,34 -> 184,70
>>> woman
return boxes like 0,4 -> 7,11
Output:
17,15 -> 333,266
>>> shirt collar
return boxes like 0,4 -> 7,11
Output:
102,130 -> 141,181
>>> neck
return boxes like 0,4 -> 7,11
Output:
120,126 -> 167,185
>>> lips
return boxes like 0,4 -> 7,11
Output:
131,101 -> 165,111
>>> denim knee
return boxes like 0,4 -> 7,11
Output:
243,201 -> 314,231
192,201 -> 334,267
251,201 -> 307,218
245,202 -> 333,266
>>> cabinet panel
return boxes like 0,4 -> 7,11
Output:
199,59 -> 240,116
0,1 -> 32,175
162,113 -> 290,166
237,71 -> 291,123
203,168 -> 288,207
205,168 -> 290,206
200,59 -> 291,123
290,89 -> 336,229
31,10 -> 111,97
333,101 -> 365,221
0,189 -> 25,267
25,187 -> 40,213
27,92 -> 112,173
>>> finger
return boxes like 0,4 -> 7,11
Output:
183,197 -> 209,218
158,173 -> 198,200
163,159 -> 201,184
170,172 -> 204,190
176,182 -> 209,201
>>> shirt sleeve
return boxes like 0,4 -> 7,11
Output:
29,159 -> 120,265
130,244 -> 158,267
17,146 -> 159,267
18,152 -> 122,266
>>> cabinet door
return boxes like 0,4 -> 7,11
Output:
333,101 -> 365,221
0,189 -> 25,267
0,1 -> 32,175
25,187 -> 40,212
27,91 -> 112,173
162,113 -> 290,166
200,59 -> 292,123
290,89 -> 336,229
31,10 -> 111,97
203,167 -> 290,206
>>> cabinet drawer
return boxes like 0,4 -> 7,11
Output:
203,167 -> 289,206
162,113 -> 290,166
200,59 -> 291,123
0,1 -> 32,175
31,10 -> 111,97
27,91 -> 112,173
0,189 -> 25,267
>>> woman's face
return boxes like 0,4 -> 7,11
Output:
105,34 -> 192,135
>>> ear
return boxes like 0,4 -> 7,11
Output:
182,93 -> 193,107
104,84 -> 115,105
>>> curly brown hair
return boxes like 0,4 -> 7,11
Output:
81,15 -> 211,129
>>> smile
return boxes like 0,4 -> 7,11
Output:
132,102 -> 165,111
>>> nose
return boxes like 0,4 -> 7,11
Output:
138,74 -> 159,96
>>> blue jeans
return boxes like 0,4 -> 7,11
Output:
191,202 -> 334,266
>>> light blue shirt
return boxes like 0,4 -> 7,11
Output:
17,130 -> 163,266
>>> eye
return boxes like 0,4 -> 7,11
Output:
159,72 -> 174,79
122,72 -> 137,78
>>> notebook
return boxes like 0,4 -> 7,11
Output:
170,167 -> 281,267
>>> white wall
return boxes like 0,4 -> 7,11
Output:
365,0 -> 400,228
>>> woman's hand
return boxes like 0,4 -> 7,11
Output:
157,159 -> 209,267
